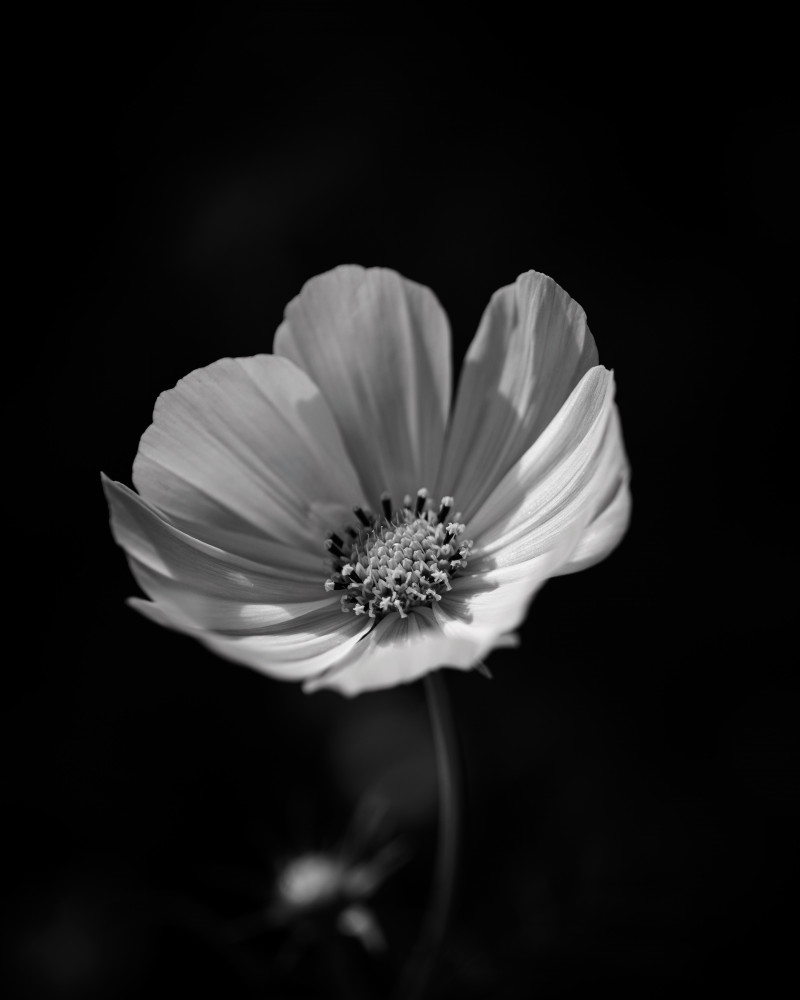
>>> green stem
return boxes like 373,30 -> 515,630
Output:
395,669 -> 461,1000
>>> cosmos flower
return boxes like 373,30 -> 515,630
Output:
103,266 -> 630,696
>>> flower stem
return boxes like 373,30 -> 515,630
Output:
395,669 -> 461,1000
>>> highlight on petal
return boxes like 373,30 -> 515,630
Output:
129,560 -> 335,633
441,366 -> 629,637
553,410 -> 632,576
443,525 -> 590,640
467,366 -> 621,561
303,605 -> 502,697
129,597 -> 368,682
132,355 -> 366,558
438,271 -> 598,521
274,266 -> 452,509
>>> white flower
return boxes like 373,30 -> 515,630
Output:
103,266 -> 630,696
265,795 -> 407,954
271,843 -> 404,943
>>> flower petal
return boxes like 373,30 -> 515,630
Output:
467,366 -> 621,563
442,525 -> 588,637
303,605 -> 498,697
417,401 -> 627,651
129,558 -> 336,633
438,271 -> 598,520
104,475 -> 326,602
274,266 -> 452,508
132,355 -> 366,557
553,448 -> 632,576
128,597 -> 367,681
107,475 -> 368,678
441,526 -> 580,637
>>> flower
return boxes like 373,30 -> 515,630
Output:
220,792 -> 406,958
269,835 -> 405,954
103,266 -> 630,696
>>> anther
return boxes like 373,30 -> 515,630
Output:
414,488 -> 428,517
327,531 -> 344,549
437,497 -> 453,523
380,491 -> 392,522
353,506 -> 372,527
324,538 -> 346,559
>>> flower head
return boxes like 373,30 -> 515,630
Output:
265,795 -> 407,955
103,266 -> 630,695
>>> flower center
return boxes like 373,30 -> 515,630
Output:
325,489 -> 473,619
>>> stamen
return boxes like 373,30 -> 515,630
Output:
324,491 -> 473,622
324,538 -> 346,559
353,506 -> 372,528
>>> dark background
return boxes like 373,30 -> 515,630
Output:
6,17 -> 796,999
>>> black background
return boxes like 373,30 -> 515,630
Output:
6,17 -> 796,1000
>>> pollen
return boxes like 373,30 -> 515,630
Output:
324,489 -> 473,619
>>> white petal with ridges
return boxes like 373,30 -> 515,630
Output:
473,410 -> 627,582
303,606 -> 495,696
553,444 -> 632,575
468,366 -> 618,560
129,598 -> 368,681
274,266 -> 451,508
438,271 -> 598,520
443,522 -> 588,637
132,355 -> 365,556
129,558 -> 336,633
104,476 -> 326,602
